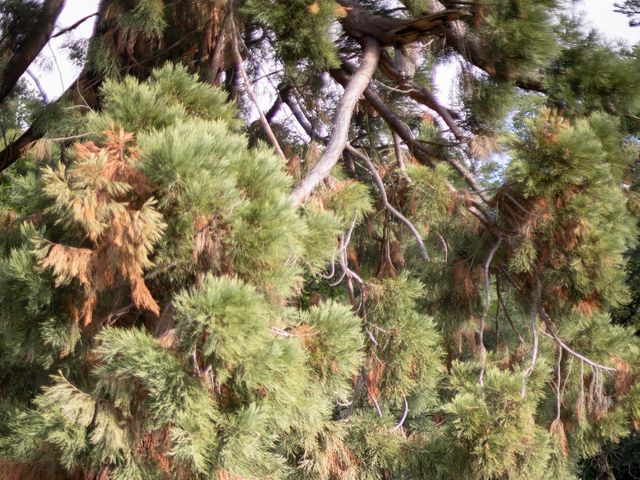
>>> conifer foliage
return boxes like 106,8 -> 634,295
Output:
1,1 -> 640,479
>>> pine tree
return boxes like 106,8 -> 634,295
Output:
1,1 -> 640,479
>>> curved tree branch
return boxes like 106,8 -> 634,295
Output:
346,144 -> 430,260
290,38 -> 381,204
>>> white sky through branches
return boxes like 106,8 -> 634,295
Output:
26,0 -> 640,107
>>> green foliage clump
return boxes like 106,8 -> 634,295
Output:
242,0 -> 340,69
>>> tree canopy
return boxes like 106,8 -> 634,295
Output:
1,1 -> 640,479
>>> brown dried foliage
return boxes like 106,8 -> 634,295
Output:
216,468 -> 250,480
452,260 -> 480,300
39,129 -> 165,325
573,294 -> 600,317
365,355 -> 386,401
549,418 -> 569,458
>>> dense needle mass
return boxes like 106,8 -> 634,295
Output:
0,1 -> 640,479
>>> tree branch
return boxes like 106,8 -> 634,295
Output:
334,67 -> 489,204
290,38 -> 381,204
230,13 -> 286,160
25,69 -> 48,103
539,309 -> 616,373
0,0 -> 66,104
478,236 -> 502,385
521,274 -> 541,397
346,144 -> 430,260
378,51 -> 464,139
51,11 -> 98,38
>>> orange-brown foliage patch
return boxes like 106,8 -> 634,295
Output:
365,355 -> 386,401
549,418 -> 569,458
39,130 -> 164,326
612,355 -> 635,396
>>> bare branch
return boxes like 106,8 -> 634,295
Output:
391,131 -> 409,175
496,277 -> 524,343
521,275 -> 541,396
51,11 -> 98,38
391,396 -> 409,431
25,69 -> 48,103
230,15 -> 286,160
346,144 -> 430,260
331,217 -> 364,288
540,309 -> 616,373
290,38 -> 381,204
478,236 -> 502,385
555,343 -> 562,422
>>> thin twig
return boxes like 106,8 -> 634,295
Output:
391,396 -> 409,431
521,275 -> 541,396
347,144 -> 430,260
48,43 -> 65,94
478,236 -> 502,385
555,343 -> 562,422
372,397 -> 383,417
229,10 -> 286,160
342,371 -> 365,419
436,232 -> 448,263
496,277 -> 524,343
331,218 -> 364,288
51,12 -> 99,38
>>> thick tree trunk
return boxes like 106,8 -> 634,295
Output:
0,0 -> 66,104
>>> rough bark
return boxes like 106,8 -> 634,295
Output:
338,1 -> 470,45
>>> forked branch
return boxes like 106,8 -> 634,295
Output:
290,38 -> 381,204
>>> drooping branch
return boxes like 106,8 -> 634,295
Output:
331,217 -> 364,307
346,144 -> 430,260
539,309 -> 616,373
554,343 -> 562,422
289,38 -> 381,204
390,396 -> 409,431
0,0 -> 66,104
25,69 -> 48,103
478,236 -> 502,385
230,13 -> 286,160
521,275 -> 541,396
